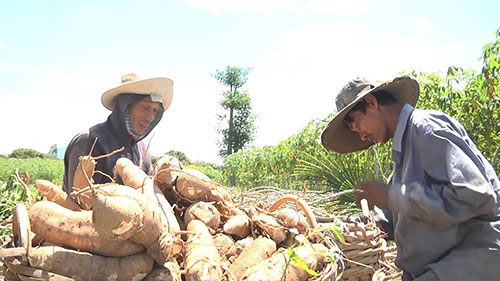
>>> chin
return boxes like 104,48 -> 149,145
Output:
380,138 -> 389,144
134,129 -> 146,135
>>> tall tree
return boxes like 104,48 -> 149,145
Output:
213,66 -> 256,158
48,144 -> 58,158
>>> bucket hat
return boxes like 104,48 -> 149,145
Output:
101,73 -> 173,111
321,75 -> 419,153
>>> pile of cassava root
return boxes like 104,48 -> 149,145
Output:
1,154 -> 399,281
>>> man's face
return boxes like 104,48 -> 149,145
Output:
344,98 -> 390,144
128,96 -> 161,135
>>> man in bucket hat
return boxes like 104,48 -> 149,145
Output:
62,73 -> 173,193
321,76 -> 500,280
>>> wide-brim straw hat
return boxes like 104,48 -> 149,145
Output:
101,73 -> 173,111
321,75 -> 420,154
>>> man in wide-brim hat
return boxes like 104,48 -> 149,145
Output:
322,76 -> 500,280
63,73 -> 173,193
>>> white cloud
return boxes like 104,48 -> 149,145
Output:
267,20 -> 364,68
183,0 -> 376,15
0,90 -> 105,156
0,42 -> 5,48
0,67 -> 226,164
145,71 -> 223,164
182,0 -> 296,14
240,19 -> 473,151
410,18 -> 431,31
266,20 -> 466,80
306,0 -> 375,14
0,70 -> 121,155
0,17 -> 478,165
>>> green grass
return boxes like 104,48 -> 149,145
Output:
0,158 -> 62,236
0,158 -> 64,186
0,181 -> 40,236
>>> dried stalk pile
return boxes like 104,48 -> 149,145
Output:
1,154 -> 401,281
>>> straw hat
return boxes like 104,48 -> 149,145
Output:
101,73 -> 173,111
321,75 -> 420,154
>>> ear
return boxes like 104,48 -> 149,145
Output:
363,94 -> 378,109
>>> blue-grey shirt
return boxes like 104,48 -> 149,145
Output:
381,103 -> 500,280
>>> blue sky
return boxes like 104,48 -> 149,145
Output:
1,0 -> 499,164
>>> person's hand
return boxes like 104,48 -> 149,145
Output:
354,180 -> 389,209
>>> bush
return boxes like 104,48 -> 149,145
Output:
221,27 -> 500,199
0,158 -> 64,187
0,180 -> 40,236
165,150 -> 191,165
8,148 -> 52,159
0,158 -> 63,235
152,150 -> 192,166
407,68 -> 500,171
222,118 -> 325,189
185,161 -> 224,185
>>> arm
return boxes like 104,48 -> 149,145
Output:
388,129 -> 496,227
62,132 -> 93,194
137,141 -> 154,176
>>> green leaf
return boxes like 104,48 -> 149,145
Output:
290,260 -> 318,276
287,248 -> 301,261
330,225 -> 345,242
326,254 -> 337,263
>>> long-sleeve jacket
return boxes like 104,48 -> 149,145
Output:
378,104 -> 500,280
62,94 -> 160,193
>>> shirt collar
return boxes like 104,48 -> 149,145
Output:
392,103 -> 414,153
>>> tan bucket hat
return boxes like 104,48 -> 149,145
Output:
101,73 -> 174,111
321,75 -> 420,154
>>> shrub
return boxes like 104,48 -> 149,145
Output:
221,28 -> 500,194
9,148 -> 52,159
152,150 -> 192,166
0,158 -> 64,187
185,162 -> 224,185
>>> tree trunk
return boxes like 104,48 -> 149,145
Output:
227,85 -> 236,156
228,106 -> 233,155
